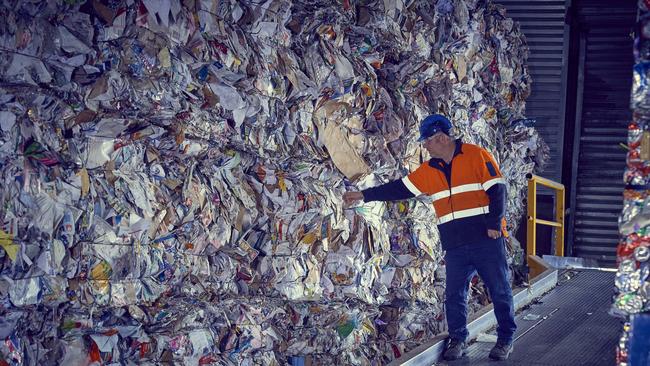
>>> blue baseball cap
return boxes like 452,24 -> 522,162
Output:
418,114 -> 452,142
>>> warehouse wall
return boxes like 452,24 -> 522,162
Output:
497,0 -> 571,184
564,0 -> 636,266
497,0 -> 571,262
500,0 -> 636,267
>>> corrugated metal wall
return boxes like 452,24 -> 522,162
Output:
500,0 -> 636,266
498,0 -> 571,183
569,2 -> 635,266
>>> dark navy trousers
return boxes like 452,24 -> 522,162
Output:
444,237 -> 517,344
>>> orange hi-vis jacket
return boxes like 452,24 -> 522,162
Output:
361,139 -> 507,250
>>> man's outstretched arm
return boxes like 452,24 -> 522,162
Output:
343,162 -> 435,206
366,178 -> 417,201
343,178 -> 416,205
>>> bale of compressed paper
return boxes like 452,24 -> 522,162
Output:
0,0 -> 546,364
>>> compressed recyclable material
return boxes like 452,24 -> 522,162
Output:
614,1 -> 650,364
0,0 -> 546,364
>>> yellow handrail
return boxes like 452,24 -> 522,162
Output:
527,174 -> 565,279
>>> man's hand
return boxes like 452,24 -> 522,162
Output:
343,191 -> 364,206
487,229 -> 502,239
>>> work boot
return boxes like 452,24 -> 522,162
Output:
442,338 -> 467,361
489,341 -> 513,361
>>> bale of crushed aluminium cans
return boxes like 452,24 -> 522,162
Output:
612,14 -> 650,366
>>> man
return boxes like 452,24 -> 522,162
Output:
343,114 -> 517,361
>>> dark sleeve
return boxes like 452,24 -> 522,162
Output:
361,179 -> 416,202
485,184 -> 506,230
